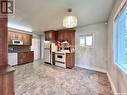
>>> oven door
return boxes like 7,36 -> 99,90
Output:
55,53 -> 66,63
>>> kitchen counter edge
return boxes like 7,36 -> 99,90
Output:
0,66 -> 16,75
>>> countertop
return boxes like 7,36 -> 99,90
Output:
0,66 -> 15,75
8,51 -> 33,53
54,51 -> 75,54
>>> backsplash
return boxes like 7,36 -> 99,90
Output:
8,46 -> 31,53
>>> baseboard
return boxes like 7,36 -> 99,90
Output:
107,72 -> 117,94
76,64 -> 107,73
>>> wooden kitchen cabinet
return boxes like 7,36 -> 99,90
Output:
57,31 -> 64,42
18,51 -> 34,65
57,29 -> 75,45
66,53 -> 75,69
22,34 -> 32,46
26,51 -> 34,63
44,29 -> 75,45
8,31 -> 32,46
8,32 -> 23,42
45,30 -> 56,41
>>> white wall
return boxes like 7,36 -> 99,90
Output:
107,0 -> 127,93
75,23 -> 108,71
31,34 -> 41,60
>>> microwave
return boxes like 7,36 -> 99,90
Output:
12,40 -> 23,45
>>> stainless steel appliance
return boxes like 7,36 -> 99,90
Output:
55,52 -> 66,68
12,40 -> 23,45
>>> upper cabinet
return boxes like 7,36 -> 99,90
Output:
45,30 -> 56,41
22,34 -> 32,46
57,31 -> 64,42
44,29 -> 75,45
8,31 -> 32,46
57,29 -> 75,45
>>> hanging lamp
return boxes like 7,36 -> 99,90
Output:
63,8 -> 77,28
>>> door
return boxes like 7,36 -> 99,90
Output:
31,38 -> 41,60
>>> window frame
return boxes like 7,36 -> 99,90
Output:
79,34 -> 93,48
113,1 -> 127,71
79,35 -> 86,47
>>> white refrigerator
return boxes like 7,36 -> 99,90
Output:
44,42 -> 51,63
44,42 -> 57,64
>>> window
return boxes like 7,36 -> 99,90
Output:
80,35 -> 93,47
86,36 -> 93,46
80,36 -> 85,46
114,5 -> 127,70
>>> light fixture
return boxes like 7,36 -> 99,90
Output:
63,8 -> 77,28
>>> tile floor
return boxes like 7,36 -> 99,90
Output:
14,60 -> 113,95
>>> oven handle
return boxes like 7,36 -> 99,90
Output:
55,53 -> 65,55
55,61 -> 65,64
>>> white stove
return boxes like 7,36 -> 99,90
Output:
55,52 -> 66,68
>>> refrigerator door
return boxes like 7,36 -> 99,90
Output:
44,42 -> 51,49
51,43 -> 57,52
44,48 -> 51,63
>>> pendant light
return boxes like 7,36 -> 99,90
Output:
63,8 -> 77,28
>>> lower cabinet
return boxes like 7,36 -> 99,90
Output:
66,53 -> 75,69
18,51 -> 34,65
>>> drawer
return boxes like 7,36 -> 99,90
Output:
55,61 -> 66,68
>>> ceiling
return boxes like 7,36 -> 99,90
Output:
8,0 -> 115,33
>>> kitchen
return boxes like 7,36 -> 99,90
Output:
44,29 -> 75,69
7,28 -> 75,69
0,0 -> 127,95
8,29 -> 34,66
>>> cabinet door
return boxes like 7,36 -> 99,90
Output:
8,32 -> 17,45
23,34 -> 32,46
18,53 -> 27,64
14,32 -> 19,40
18,52 -> 34,65
27,51 -> 34,63
66,53 -> 75,69
17,33 -> 23,41
64,29 -> 75,45
22,34 -> 27,45
45,31 -> 56,41
63,31 -> 68,42
26,35 -> 32,46
57,31 -> 64,42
